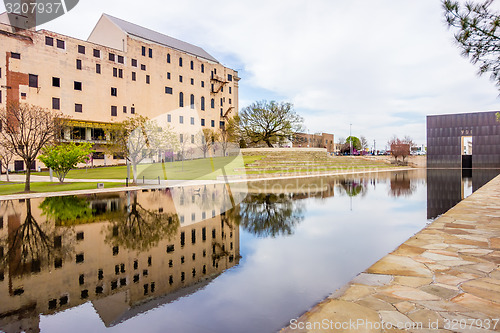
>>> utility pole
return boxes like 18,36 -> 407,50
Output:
374,139 -> 376,155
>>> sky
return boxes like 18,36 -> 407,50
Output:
2,0 -> 500,148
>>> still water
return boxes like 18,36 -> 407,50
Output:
0,169 -> 497,333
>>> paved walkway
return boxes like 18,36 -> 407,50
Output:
282,175 -> 500,332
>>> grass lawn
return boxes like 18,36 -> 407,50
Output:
36,155 -> 265,181
0,182 -> 125,196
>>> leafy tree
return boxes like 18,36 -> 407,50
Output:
239,100 -> 304,147
443,0 -> 500,88
198,129 -> 219,158
38,142 -> 94,183
0,102 -> 63,191
0,144 -> 13,182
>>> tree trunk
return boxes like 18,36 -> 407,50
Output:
132,163 -> 138,184
265,140 -> 273,148
25,164 -> 31,192
6,167 -> 9,182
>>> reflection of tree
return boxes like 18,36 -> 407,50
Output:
39,196 -> 94,225
0,199 -> 71,277
389,173 -> 416,197
338,179 -> 367,197
106,192 -> 179,251
234,193 -> 304,237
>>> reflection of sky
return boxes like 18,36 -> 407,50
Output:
40,175 -> 429,333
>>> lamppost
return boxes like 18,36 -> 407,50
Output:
349,123 -> 352,156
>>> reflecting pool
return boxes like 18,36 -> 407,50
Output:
0,169 -> 497,333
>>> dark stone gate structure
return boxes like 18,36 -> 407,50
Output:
427,111 -> 500,168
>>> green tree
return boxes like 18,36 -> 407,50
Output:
39,142 -> 94,183
218,115 -> 241,156
39,196 -> 95,224
239,100 -> 304,147
346,136 -> 361,151
443,0 -> 500,88
0,102 -> 63,191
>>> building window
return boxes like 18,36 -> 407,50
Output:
201,118 -> 205,126
119,69 -> 123,78
201,64 -> 204,73
111,106 -> 117,116
52,77 -> 60,87
78,45 -> 85,54
167,53 -> 171,63
220,121 -> 225,128
201,81 -> 204,88
190,94 -> 195,109
29,74 -> 38,88
167,114 -> 171,122
131,107 -> 135,114
148,48 -> 153,58
11,52 -> 20,59
75,104 -> 82,113
56,39 -> 65,49
141,64 -> 146,71
179,75 -> 183,83
211,120 -> 215,127
229,98 -> 232,105
229,86 -> 232,94
96,64 -> 101,74
52,97 -> 60,110
76,59 -> 82,70
228,74 -> 233,81
45,36 -> 53,46
179,92 -> 184,107
191,134 -> 195,143
111,87 -> 117,96
179,116 -> 184,124
201,97 -> 205,111
190,61 -> 194,70
109,53 -> 115,62
113,67 -> 118,77
123,106 -> 127,113
179,57 -> 183,67
165,87 -> 173,94
93,49 -> 100,58
190,117 -> 195,125
131,59 -> 137,67
180,134 -> 183,143
142,46 -> 146,56
118,55 -> 124,64
167,72 -> 171,80
191,78 -> 194,85
146,75 -> 150,84
211,99 -> 215,108
132,72 -> 136,81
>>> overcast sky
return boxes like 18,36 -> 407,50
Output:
2,0 -> 500,148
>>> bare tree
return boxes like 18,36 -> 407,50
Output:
198,129 -> 219,158
388,135 -> 412,163
360,136 -> 369,152
0,103 -> 63,191
218,116 -> 240,157
0,144 -> 13,182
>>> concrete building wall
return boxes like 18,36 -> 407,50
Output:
0,14 -> 239,171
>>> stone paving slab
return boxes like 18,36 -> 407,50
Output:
282,174 -> 500,333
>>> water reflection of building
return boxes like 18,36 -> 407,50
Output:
0,185 -> 240,332
427,169 -> 500,219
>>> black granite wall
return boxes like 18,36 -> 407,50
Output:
427,111 -> 500,168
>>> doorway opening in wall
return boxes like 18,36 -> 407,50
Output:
461,135 -> 472,170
